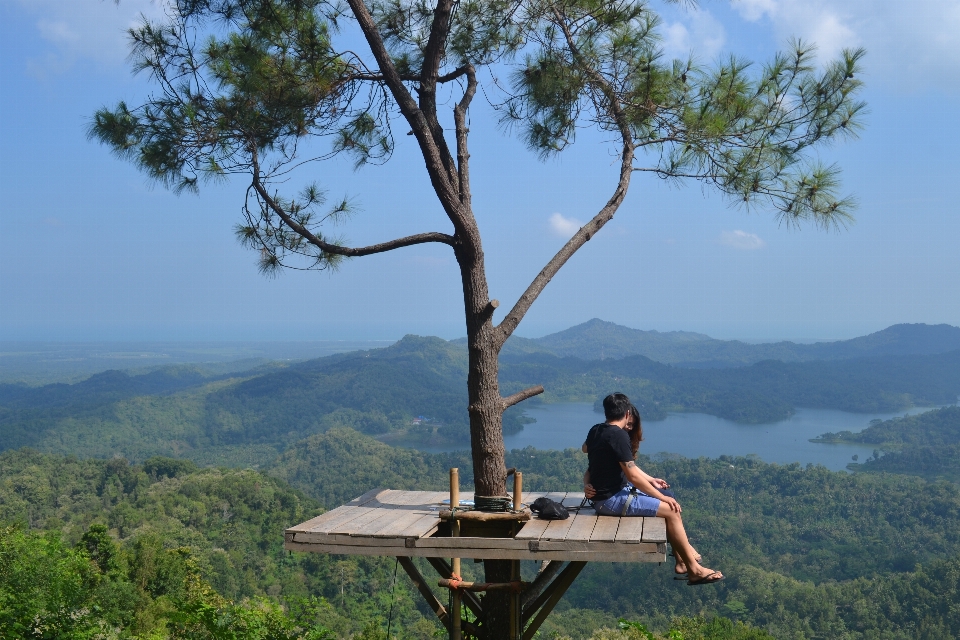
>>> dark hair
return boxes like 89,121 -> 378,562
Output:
602,393 -> 631,421
628,404 -> 644,457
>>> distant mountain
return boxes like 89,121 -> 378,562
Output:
4,333 -> 959,460
509,319 -> 960,367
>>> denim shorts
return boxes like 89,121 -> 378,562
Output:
592,485 -> 661,517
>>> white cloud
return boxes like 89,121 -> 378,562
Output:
719,230 -> 766,250
548,213 -> 582,237
730,0 -> 960,89
7,0 -> 169,75
662,8 -> 727,61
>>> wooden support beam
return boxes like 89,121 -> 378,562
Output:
427,557 -> 484,619
398,557 -> 450,630
520,560 -> 565,611
521,561 -> 587,640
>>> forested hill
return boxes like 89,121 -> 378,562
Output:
504,319 -> 960,367
814,405 -> 960,482
3,336 -> 959,460
5,433 -> 960,638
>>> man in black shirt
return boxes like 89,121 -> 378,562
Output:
582,393 -> 723,586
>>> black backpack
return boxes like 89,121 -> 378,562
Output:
530,497 -> 569,520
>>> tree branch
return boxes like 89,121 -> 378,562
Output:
502,385 -> 545,410
495,9 -> 636,347
346,0 -> 460,210
250,160 -> 454,257
419,0 -> 459,189
454,65 -> 478,205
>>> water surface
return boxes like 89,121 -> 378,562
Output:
419,403 -> 943,472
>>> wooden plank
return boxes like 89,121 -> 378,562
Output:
562,492 -> 586,508
349,509 -> 414,537
366,510 -> 433,538
540,500 -> 579,541
374,490 -> 446,539
521,491 -> 546,503
412,490 -> 449,505
614,516 -> 645,543
288,489 -> 390,533
394,513 -> 443,539
296,488 -> 388,532
326,506 -> 389,535
562,513 -> 599,542
377,490 -> 435,507
286,512 -> 337,533
284,540 -> 663,562
415,537 -> 530,551
292,531 -> 408,546
640,517 -> 667,542
514,518 -> 551,541
286,487 -> 387,533
300,505 -> 376,535
589,516 -> 620,542
342,490 -> 432,536
295,533 -> 653,554
531,540 -> 645,553
348,488 -> 390,506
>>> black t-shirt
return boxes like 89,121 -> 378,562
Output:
584,423 -> 634,501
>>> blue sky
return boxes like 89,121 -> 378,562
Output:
1,0 -> 958,343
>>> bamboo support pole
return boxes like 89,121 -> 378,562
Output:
513,471 -> 523,511
438,578 -> 529,592
449,468 -> 461,640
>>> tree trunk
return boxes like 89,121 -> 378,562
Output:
456,234 -> 516,640
457,243 -> 506,499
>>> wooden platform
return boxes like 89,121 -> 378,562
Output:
284,489 -> 666,562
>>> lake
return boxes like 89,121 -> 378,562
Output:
420,403 -> 943,472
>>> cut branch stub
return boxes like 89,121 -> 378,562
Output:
502,385 -> 545,410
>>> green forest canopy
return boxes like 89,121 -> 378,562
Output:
4,423 -> 960,638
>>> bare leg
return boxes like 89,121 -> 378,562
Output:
672,546 -> 701,575
656,503 -> 721,582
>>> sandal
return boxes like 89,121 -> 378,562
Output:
687,571 -> 724,586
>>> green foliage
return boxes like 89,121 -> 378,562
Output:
0,525 -> 101,639
268,427 -> 472,508
505,5 -> 864,224
816,406 -> 960,482
817,405 -> 960,447
6,432 -> 960,638
0,450 -> 443,638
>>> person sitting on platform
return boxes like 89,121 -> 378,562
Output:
581,392 -> 723,586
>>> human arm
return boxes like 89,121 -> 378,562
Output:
638,468 -> 670,489
583,469 -> 596,499
619,460 -> 680,512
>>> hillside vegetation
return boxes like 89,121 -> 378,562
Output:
5,431 -> 960,639
815,405 -> 960,482
3,332 -> 959,457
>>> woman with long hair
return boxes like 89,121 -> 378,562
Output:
583,400 -> 708,581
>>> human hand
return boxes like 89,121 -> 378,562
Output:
652,478 -> 670,489
584,483 -> 596,499
661,496 -> 681,513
